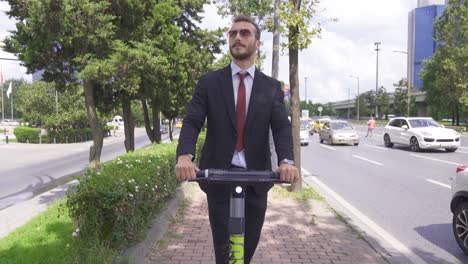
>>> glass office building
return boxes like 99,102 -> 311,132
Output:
407,0 -> 445,90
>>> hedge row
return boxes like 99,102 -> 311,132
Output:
66,133 -> 205,250
13,126 -> 113,144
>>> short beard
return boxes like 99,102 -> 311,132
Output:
229,45 -> 256,61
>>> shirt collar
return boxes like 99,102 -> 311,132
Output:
231,61 -> 255,78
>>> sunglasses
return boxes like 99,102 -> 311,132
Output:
227,29 -> 253,38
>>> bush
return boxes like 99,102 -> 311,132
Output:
42,128 -> 92,143
13,126 -> 40,143
66,142 -> 178,249
66,132 -> 206,251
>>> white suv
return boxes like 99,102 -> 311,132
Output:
383,117 -> 460,152
451,164 -> 468,254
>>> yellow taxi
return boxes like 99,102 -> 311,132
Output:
312,118 -> 331,133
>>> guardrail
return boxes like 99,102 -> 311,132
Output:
446,126 -> 467,133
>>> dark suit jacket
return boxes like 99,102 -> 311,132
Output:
176,65 -> 294,193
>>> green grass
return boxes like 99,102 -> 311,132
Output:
272,185 -> 323,202
0,200 -> 74,264
0,200 -> 122,264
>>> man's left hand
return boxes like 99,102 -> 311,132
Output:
277,163 -> 300,183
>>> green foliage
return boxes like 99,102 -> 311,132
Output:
16,81 -> 88,130
279,0 -> 323,51
13,126 -> 40,143
392,79 -> 416,116
421,0 -> 468,124
66,142 -> 178,249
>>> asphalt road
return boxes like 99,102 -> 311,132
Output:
301,125 -> 467,264
0,128 -> 173,209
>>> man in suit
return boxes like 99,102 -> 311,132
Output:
175,15 -> 299,264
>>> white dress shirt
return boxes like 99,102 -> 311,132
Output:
230,61 -> 255,168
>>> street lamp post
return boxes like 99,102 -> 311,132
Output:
393,50 -> 410,116
347,84 -> 350,120
304,77 -> 308,103
374,42 -> 381,118
349,76 -> 360,120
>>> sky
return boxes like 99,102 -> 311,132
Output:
0,0 -> 423,103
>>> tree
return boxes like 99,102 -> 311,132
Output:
420,46 -> 465,125
3,0 -> 116,168
375,86 -> 390,119
422,0 -> 468,125
279,0 -> 323,191
16,81 -> 88,130
392,78 -> 416,117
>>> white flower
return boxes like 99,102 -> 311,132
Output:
76,228 -> 80,233
145,184 -> 148,187
129,193 -> 134,198
66,243 -> 70,248
97,172 -> 101,175
152,188 -> 155,192
72,232 -> 78,238
157,166 -> 161,169
117,160 -> 123,164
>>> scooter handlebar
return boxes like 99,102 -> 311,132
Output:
191,169 -> 290,184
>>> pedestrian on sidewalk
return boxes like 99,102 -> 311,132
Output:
175,15 -> 299,264
366,116 -> 376,138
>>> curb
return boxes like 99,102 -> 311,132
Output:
123,183 -> 188,264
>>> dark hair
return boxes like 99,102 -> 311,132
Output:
232,15 -> 260,40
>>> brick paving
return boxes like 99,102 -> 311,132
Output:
146,183 -> 388,264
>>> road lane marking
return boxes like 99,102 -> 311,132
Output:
460,146 -> 468,149
365,144 -> 388,150
352,155 -> 383,166
411,154 -> 461,166
457,150 -> 468,154
426,179 -> 450,189
319,144 -> 336,151
301,168 -> 427,264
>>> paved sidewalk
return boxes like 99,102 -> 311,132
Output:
145,183 -> 388,264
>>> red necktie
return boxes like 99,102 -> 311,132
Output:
236,73 -> 248,152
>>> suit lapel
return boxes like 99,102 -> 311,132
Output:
246,69 -> 262,128
219,65 -> 236,130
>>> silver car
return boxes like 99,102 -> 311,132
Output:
319,120 -> 360,146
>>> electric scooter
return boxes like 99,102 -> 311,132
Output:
191,169 -> 290,264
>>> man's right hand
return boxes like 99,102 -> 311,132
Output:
175,154 -> 198,181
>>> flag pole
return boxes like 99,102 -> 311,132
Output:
11,87 -> 13,122
1,66 -> 3,122
1,82 -> 3,122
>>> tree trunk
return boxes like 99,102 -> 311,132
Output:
289,15 -> 302,191
122,97 -> 135,152
456,103 -> 460,126
150,99 -> 161,143
83,79 -> 103,169
271,0 -> 280,80
142,100 -> 155,143
169,118 -> 174,141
